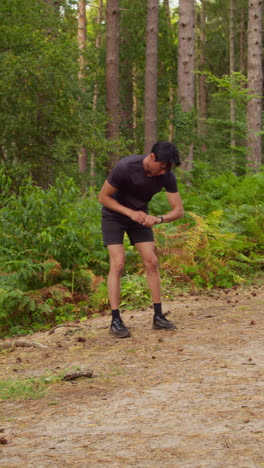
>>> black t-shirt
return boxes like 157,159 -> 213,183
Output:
102,154 -> 177,217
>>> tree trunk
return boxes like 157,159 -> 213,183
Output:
240,5 -> 247,76
90,0 -> 104,185
78,0 -> 87,176
132,65 -> 138,145
246,0 -> 263,171
164,0 -> 174,142
106,0 -> 120,167
178,0 -> 195,171
198,0 -> 207,140
144,0 -> 159,155
229,0 -> 236,152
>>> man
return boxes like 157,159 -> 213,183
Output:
98,141 -> 184,338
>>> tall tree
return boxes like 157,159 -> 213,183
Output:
164,0 -> 174,142
197,0 -> 207,142
178,0 -> 195,171
90,0 -> 104,184
246,0 -> 263,171
239,2 -> 247,75
119,1 -> 133,143
78,0 -> 87,175
144,0 -> 159,154
229,0 -> 236,151
106,0 -> 120,166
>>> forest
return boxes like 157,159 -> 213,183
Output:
0,0 -> 263,337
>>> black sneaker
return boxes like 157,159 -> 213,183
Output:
153,314 -> 177,330
110,318 -> 131,338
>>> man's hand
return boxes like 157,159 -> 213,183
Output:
142,214 -> 161,228
130,210 -> 147,224
130,211 -> 162,227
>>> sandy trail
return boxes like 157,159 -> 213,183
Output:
0,284 -> 264,467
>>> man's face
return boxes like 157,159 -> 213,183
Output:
146,154 -> 170,176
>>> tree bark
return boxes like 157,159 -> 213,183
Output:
132,65 -> 138,144
246,0 -> 263,171
178,0 -> 195,171
240,5 -> 247,76
78,0 -> 87,175
164,0 -> 174,142
144,0 -> 159,155
106,0 -> 120,167
197,0 -> 207,143
178,0 -> 195,112
229,0 -> 236,151
90,0 -> 104,185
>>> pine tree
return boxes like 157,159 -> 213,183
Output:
246,0 -> 263,171
144,0 -> 159,154
178,0 -> 195,171
106,0 -> 120,166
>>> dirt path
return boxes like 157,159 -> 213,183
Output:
0,284 -> 264,468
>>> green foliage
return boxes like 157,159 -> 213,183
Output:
0,0 -> 257,178
0,1 -> 78,166
0,288 -> 37,332
120,274 -> 150,309
0,0 -> 110,185
172,105 -> 196,158
1,169 -> 264,335
203,71 -> 251,102
89,279 -> 109,312
151,168 -> 264,288
89,274 -> 151,312
0,174 -> 108,335
157,2 -> 178,141
119,0 -> 147,150
0,374 -> 61,400
197,72 -> 250,172
0,174 -> 107,270
202,0 -> 230,77
1,0 -> 263,334
156,211 -> 250,289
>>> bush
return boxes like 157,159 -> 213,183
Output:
0,174 -> 108,335
0,169 -> 263,336
156,210 -> 262,289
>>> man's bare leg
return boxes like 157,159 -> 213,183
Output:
107,244 -> 130,337
135,241 -> 177,330
107,244 -> 125,310
135,241 -> 161,303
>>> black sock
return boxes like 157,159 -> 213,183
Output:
153,303 -> 162,318
111,309 -> 121,321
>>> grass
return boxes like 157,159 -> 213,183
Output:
0,375 -> 61,400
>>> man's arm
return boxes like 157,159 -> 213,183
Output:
162,191 -> 184,222
142,192 -> 184,228
98,180 -> 147,224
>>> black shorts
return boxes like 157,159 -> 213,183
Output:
102,214 -> 154,246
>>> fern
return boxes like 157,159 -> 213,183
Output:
156,210 -> 254,289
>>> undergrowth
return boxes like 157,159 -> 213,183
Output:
0,374 -> 61,400
0,167 -> 263,336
